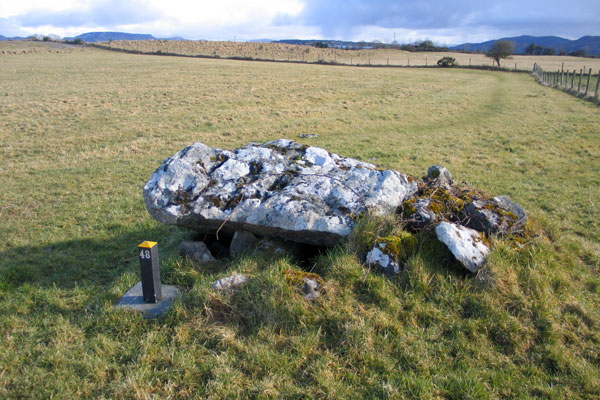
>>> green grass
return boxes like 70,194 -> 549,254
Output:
0,48 -> 599,398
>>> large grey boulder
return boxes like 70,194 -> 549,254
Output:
144,139 -> 417,246
435,222 -> 490,273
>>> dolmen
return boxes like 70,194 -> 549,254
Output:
144,140 -> 527,275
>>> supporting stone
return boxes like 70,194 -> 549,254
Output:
115,282 -> 181,319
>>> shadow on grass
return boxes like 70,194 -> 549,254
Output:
0,222 -> 184,292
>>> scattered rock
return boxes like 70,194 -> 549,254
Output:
426,165 -> 454,189
435,222 -> 490,273
284,269 -> 323,299
229,230 -> 258,257
180,240 -> 214,263
402,197 -> 439,227
462,196 -> 527,236
366,244 -> 402,276
213,274 -> 250,290
255,238 -> 303,258
402,166 -> 527,237
144,139 -> 417,246
298,133 -> 318,138
302,278 -> 320,300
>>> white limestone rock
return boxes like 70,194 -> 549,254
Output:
435,222 -> 490,273
213,274 -> 250,291
366,243 -> 402,276
144,139 -> 418,246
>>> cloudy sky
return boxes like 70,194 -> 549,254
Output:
1,0 -> 598,44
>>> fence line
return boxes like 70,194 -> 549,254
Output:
532,63 -> 600,104
88,42 -> 552,72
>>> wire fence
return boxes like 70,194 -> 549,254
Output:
533,63 -> 600,103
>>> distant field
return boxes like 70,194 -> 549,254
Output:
97,39 -> 600,72
0,40 -> 81,54
0,48 -> 599,398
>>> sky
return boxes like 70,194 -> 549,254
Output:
1,0 -> 599,45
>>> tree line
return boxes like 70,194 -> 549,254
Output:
525,43 -> 587,57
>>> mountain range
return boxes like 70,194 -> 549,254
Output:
1,32 -> 598,56
450,35 -> 600,56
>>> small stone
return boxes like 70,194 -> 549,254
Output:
298,133 -> 318,138
229,230 -> 258,257
302,278 -> 320,300
462,196 -> 527,236
255,238 -> 302,258
493,196 -> 527,233
405,197 -> 439,227
435,222 -> 490,273
365,244 -> 402,276
213,274 -> 250,290
180,240 -> 214,263
426,165 -> 454,188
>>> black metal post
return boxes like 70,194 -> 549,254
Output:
138,241 -> 162,303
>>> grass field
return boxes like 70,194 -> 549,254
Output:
1,48 -> 599,398
0,40 -> 81,54
95,39 -> 600,72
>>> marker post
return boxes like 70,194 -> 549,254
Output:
138,241 -> 162,303
114,241 -> 180,319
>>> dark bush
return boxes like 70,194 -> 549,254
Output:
437,56 -> 457,67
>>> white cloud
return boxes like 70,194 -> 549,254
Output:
1,0 -> 598,42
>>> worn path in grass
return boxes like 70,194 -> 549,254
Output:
0,49 -> 599,398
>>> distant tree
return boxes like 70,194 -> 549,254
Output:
569,49 -> 586,57
542,47 -> 555,55
417,40 -> 434,50
525,43 -> 537,55
313,41 -> 328,48
534,46 -> 541,55
486,40 -> 515,67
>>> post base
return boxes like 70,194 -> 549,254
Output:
114,281 -> 180,319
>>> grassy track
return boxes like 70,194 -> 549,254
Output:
0,48 -> 599,398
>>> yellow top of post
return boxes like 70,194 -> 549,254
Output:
138,241 -> 158,248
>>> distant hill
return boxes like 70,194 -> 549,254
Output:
67,32 -> 156,42
451,35 -> 600,56
276,39 -> 376,49
0,35 -> 7,41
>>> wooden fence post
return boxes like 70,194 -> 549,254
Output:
571,70 -> 575,89
595,70 -> 600,99
578,69 -> 583,92
585,68 -> 592,96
